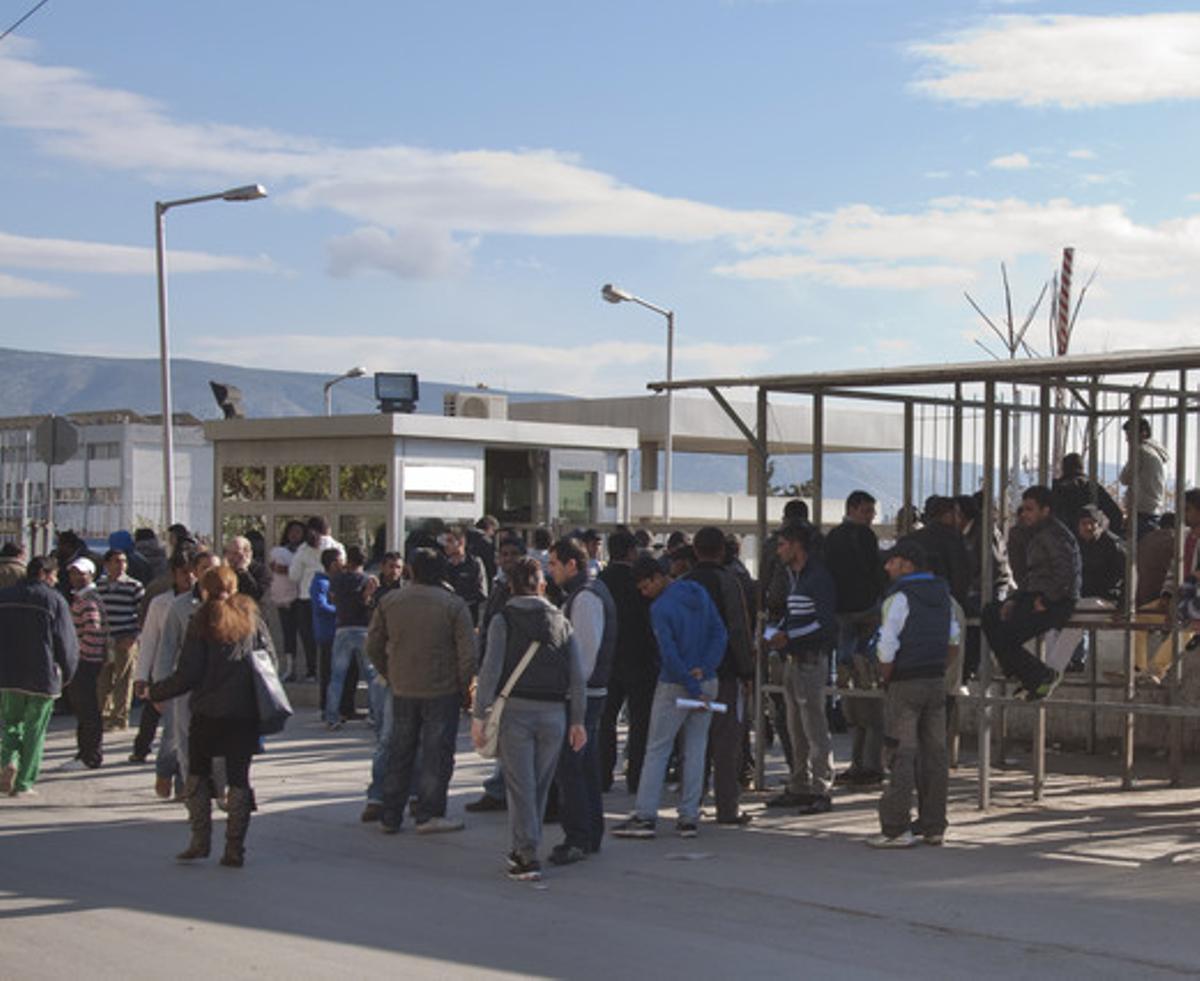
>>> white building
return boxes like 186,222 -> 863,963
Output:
0,410 -> 212,544
204,410 -> 637,556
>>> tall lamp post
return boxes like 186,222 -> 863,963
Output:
601,283 -> 675,521
155,183 -> 267,528
324,366 -> 368,416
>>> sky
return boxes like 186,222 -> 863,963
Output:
2,0 -> 1199,398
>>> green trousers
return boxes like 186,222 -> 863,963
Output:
1,691 -> 56,793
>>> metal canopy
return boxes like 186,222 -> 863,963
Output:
647,345 -> 1200,394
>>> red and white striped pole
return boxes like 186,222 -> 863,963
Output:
1057,246 -> 1074,355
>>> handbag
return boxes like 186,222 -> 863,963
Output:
478,639 -> 541,759
249,647 -> 294,735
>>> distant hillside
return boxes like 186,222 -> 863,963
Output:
0,347 -> 564,420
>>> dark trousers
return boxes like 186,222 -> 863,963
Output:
599,674 -> 655,794
556,695 -> 606,852
381,693 -> 461,828
132,701 -> 161,759
982,593 -> 1075,690
67,659 -> 103,766
278,602 -> 299,658
188,715 -> 256,789
294,599 -> 316,676
708,675 -> 746,821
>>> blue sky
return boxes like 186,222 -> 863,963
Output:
2,0 -> 1199,397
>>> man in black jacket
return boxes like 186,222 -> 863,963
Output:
1077,505 -> 1126,603
913,496 -> 970,608
982,486 -> 1081,701
598,529 -> 659,794
0,557 -> 80,796
824,491 -> 885,785
684,526 -> 755,826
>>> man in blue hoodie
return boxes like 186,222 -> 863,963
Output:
612,555 -> 727,840
868,537 -> 957,848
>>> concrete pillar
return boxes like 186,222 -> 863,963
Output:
639,441 -> 660,491
746,450 -> 761,496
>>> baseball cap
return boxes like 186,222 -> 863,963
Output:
68,556 -> 96,577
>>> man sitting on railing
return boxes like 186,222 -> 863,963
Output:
981,486 -> 1081,702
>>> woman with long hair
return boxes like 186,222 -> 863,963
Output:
150,565 -> 275,868
268,520 -> 306,680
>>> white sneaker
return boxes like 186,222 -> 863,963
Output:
415,816 -> 465,834
57,758 -> 88,772
867,830 -> 918,849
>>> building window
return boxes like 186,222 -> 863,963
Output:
86,442 -> 120,461
558,471 -> 595,525
222,466 -> 267,502
339,464 -> 388,502
338,514 -> 387,560
274,464 -> 332,501
403,465 -> 475,502
87,487 -> 120,505
0,445 -> 30,463
223,514 -> 266,543
604,472 -> 619,510
54,487 -> 85,503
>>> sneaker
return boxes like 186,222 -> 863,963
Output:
796,795 -> 832,816
853,770 -> 885,787
833,769 -> 860,786
57,758 -> 88,772
923,832 -> 945,846
9,786 -> 38,798
127,752 -> 148,764
380,819 -> 402,835
611,816 -> 657,839
325,720 -> 343,732
765,790 -> 814,808
361,803 -> 384,823
506,853 -> 542,882
414,816 -> 465,834
1025,671 -> 1062,702
465,794 -> 507,813
716,812 -> 753,827
548,843 -> 587,866
675,820 -> 699,839
867,830 -> 918,849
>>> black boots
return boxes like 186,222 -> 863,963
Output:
220,787 -> 256,868
176,776 -> 213,861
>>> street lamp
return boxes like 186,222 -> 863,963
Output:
324,366 -> 368,416
601,282 -> 675,521
155,183 -> 267,527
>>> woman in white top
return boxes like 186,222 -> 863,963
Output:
269,521 -> 305,680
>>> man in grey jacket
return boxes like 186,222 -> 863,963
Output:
368,548 -> 475,835
982,485 -> 1081,701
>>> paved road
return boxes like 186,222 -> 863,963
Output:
4,712 -> 1200,979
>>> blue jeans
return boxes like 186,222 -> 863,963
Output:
366,688 -> 394,805
381,693 -> 461,828
634,679 -> 718,824
325,627 -> 372,726
555,695 -> 606,852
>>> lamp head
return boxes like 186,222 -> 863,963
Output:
221,184 -> 268,202
346,366 -> 367,379
601,283 -> 632,304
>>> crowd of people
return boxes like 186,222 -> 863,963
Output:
2,422 -> 1198,877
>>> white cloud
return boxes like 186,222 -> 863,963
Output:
0,272 -> 72,299
1070,316 -> 1200,353
718,197 -> 1200,284
910,14 -> 1200,108
327,226 -> 476,279
0,44 -> 795,279
0,230 -> 273,276
714,255 -> 970,289
180,334 -> 775,398
1068,148 -> 1096,160
989,152 -> 1031,170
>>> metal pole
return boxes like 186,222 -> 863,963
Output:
754,387 -> 769,791
665,310 -> 674,524
1122,394 -> 1142,789
1032,385 -> 1052,801
154,202 -> 177,529
811,392 -> 824,529
953,383 -> 964,497
1169,371 -> 1188,785
1087,377 -> 1100,755
978,381 -> 996,810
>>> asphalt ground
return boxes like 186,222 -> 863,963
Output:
3,708 -> 1200,979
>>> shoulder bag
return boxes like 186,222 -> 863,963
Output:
478,639 -> 540,759
250,647 -> 294,735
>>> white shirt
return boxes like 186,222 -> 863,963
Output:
134,589 -> 176,683
876,582 -> 962,666
289,535 -> 344,595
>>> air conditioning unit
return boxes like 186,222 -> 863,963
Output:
443,392 -> 508,420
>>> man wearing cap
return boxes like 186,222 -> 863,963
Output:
868,537 -> 956,848
1077,505 -> 1126,604
1120,418 -> 1169,539
64,556 -> 108,769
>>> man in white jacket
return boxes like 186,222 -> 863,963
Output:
288,516 -> 343,681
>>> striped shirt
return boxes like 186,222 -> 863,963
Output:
71,586 -> 109,663
97,574 -> 145,639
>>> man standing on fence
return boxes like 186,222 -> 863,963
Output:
982,486 -> 1081,702
868,538 -> 956,848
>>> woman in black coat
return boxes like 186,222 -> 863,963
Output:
150,564 -> 275,867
